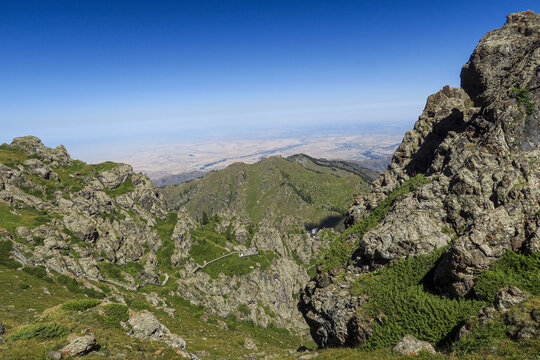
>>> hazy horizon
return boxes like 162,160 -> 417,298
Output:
1,1 -> 538,164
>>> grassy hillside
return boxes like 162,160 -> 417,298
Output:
287,153 -> 379,182
160,156 -> 370,228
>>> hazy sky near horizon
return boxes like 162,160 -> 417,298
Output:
1,1 -> 538,161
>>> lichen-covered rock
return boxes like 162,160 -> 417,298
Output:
392,334 -> 436,356
494,285 -> 529,312
299,271 -> 367,347
127,310 -> 186,349
60,333 -> 99,357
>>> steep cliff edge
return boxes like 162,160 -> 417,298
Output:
300,11 -> 539,350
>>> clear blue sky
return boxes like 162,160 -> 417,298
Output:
0,1 -> 537,159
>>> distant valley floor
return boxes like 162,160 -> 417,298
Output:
122,135 -> 400,186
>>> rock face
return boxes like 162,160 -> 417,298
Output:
392,335 -> 436,356
300,11 -> 539,348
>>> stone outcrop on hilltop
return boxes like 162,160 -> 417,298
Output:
300,11 -> 539,348
0,136 -> 168,283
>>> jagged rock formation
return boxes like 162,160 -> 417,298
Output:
300,11 -> 539,348
0,136 -> 168,284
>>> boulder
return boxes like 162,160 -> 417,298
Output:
127,310 -> 186,349
244,337 -> 258,351
494,285 -> 529,312
60,333 -> 99,357
392,334 -> 436,356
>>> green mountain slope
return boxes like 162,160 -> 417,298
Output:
287,153 -> 379,183
160,156 -> 371,229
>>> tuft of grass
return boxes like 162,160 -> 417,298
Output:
62,299 -> 101,311
9,323 -> 67,341
453,315 -> 507,355
101,303 -> 129,328
510,87 -> 535,116
319,174 -> 430,272
350,246 -> 485,350
473,250 -> 540,302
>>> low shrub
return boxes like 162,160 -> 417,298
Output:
350,247 -> 485,350
56,274 -> 105,299
0,240 -> 19,269
453,316 -> 507,355
473,250 -> 540,302
101,303 -> 129,328
9,323 -> 67,341
62,299 -> 101,311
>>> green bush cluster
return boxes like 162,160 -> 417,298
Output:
453,315 -> 507,355
350,247 -> 485,350
101,303 -> 130,328
22,265 -> 53,283
9,323 -> 68,341
473,250 -> 539,302
62,299 -> 101,311
0,240 -> 19,269
319,174 -> 430,272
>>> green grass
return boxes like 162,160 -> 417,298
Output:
319,174 -> 430,272
9,323 -> 68,341
0,145 -> 30,168
349,246 -> 485,350
97,262 -> 126,282
103,176 -> 135,197
0,202 -> 61,235
62,299 -> 101,311
154,211 -> 178,270
472,250 -> 540,302
189,228 -> 278,279
56,273 -> 105,299
22,265 -> 53,282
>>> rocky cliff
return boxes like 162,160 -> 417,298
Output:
300,11 -> 539,349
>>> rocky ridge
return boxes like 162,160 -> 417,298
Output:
300,11 -> 539,349
0,135 -> 351,332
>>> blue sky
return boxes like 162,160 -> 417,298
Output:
0,1 -> 537,160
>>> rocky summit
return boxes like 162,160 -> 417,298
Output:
300,10 -> 539,351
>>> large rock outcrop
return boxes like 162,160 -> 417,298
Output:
300,11 -> 539,348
